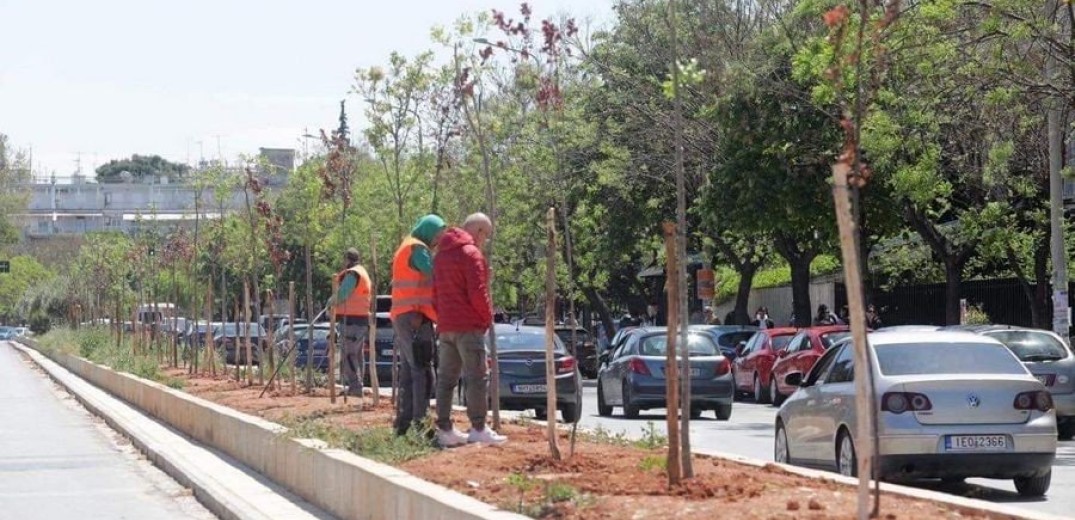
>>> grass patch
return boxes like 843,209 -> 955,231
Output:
36,326 -> 180,387
638,454 -> 667,473
635,421 -> 667,449
280,415 -> 436,465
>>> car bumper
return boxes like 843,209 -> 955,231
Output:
629,377 -> 734,403
879,452 -> 1054,480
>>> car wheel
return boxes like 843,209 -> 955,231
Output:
837,429 -> 857,477
714,403 -> 732,421
534,408 -> 547,421
560,399 -> 582,423
622,382 -> 640,419
754,374 -> 771,404
1014,470 -> 1051,497
770,377 -> 785,407
690,406 -> 702,420
940,477 -> 965,484
774,421 -> 790,464
1058,422 -> 1075,441
597,383 -> 613,417
731,367 -> 743,400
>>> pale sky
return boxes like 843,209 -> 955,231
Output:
0,0 -> 613,180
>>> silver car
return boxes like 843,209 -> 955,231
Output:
774,330 -> 1057,497
947,325 -> 1075,440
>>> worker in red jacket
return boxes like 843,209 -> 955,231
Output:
432,213 -> 507,447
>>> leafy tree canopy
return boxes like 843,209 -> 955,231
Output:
95,154 -> 191,183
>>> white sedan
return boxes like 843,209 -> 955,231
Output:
774,330 -> 1057,497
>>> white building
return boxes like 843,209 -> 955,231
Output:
17,149 -> 295,238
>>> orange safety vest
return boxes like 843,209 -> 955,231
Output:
334,265 -> 372,318
390,236 -> 436,322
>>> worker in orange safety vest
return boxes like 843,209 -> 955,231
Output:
391,214 -> 446,436
328,247 -> 372,397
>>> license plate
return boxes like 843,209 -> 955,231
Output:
945,435 -> 1009,451
381,349 -> 393,357
511,384 -> 547,394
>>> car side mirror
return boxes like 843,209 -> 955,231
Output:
785,372 -> 805,388
599,351 -> 610,364
777,349 -> 788,358
736,341 -> 747,354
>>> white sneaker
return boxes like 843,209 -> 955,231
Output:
468,427 -> 508,445
436,428 -> 468,448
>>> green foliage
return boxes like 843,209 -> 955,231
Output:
281,416 -> 435,465
713,255 -> 842,303
963,304 -> 991,325
0,256 -> 53,320
95,154 -> 191,183
638,454 -> 667,473
635,421 -> 667,449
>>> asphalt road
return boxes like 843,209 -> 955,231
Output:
561,382 -> 1075,518
0,342 -> 215,520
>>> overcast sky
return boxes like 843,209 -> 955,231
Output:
0,0 -> 613,180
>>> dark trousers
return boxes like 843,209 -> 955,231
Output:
393,312 -> 435,434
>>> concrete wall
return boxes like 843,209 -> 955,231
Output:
713,280 -> 837,325
35,347 -> 523,520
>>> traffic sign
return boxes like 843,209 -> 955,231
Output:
0,260 -> 9,273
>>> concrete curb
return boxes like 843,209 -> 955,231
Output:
505,414 -> 1067,520
17,340 -> 526,520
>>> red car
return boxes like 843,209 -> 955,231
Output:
769,325 -> 853,405
731,327 -> 798,404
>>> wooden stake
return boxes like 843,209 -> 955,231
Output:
265,289 -> 276,394
369,235 -> 381,407
832,161 -> 877,519
663,222 -> 682,486
206,277 -> 215,377
289,282 -> 297,396
234,300 -> 241,382
329,275 -> 339,404
244,281 -> 254,386
544,208 -> 562,461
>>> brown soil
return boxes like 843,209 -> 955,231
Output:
164,368 -> 1017,520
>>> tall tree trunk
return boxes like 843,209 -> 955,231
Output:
774,233 -> 817,327
1008,245 -> 1040,328
1035,236 -> 1050,329
582,286 -> 616,340
944,260 -> 964,325
733,262 -> 758,325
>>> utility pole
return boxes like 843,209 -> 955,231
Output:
1047,0 -> 1069,339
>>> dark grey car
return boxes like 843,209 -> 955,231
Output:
493,324 -> 583,423
947,325 -> 1075,440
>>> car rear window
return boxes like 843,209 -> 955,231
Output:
876,342 -> 1027,376
494,332 -> 565,353
821,332 -> 851,349
983,330 -> 1069,362
639,334 -> 719,357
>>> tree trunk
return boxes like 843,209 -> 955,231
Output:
733,262 -> 758,325
1008,245 -> 1040,328
789,257 -> 813,327
582,286 -> 616,341
1035,236 -> 1050,329
944,260 -> 964,325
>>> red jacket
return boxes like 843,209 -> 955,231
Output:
433,227 -> 493,333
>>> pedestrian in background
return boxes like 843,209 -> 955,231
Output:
813,304 -> 838,326
391,214 -> 446,436
327,248 -> 372,397
751,307 -> 774,329
432,213 -> 507,447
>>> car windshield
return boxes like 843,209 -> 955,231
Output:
639,334 -> 719,357
983,330 -> 1069,362
715,331 -> 755,349
821,332 -> 851,349
876,342 -> 1027,376
494,332 -> 565,353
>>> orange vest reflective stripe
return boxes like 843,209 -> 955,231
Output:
391,236 -> 436,321
334,265 -> 371,318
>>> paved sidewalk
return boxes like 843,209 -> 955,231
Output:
0,341 -> 215,520
6,342 -> 334,520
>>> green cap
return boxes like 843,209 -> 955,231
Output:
411,214 -> 447,245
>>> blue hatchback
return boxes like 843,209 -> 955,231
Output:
597,327 -> 734,420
